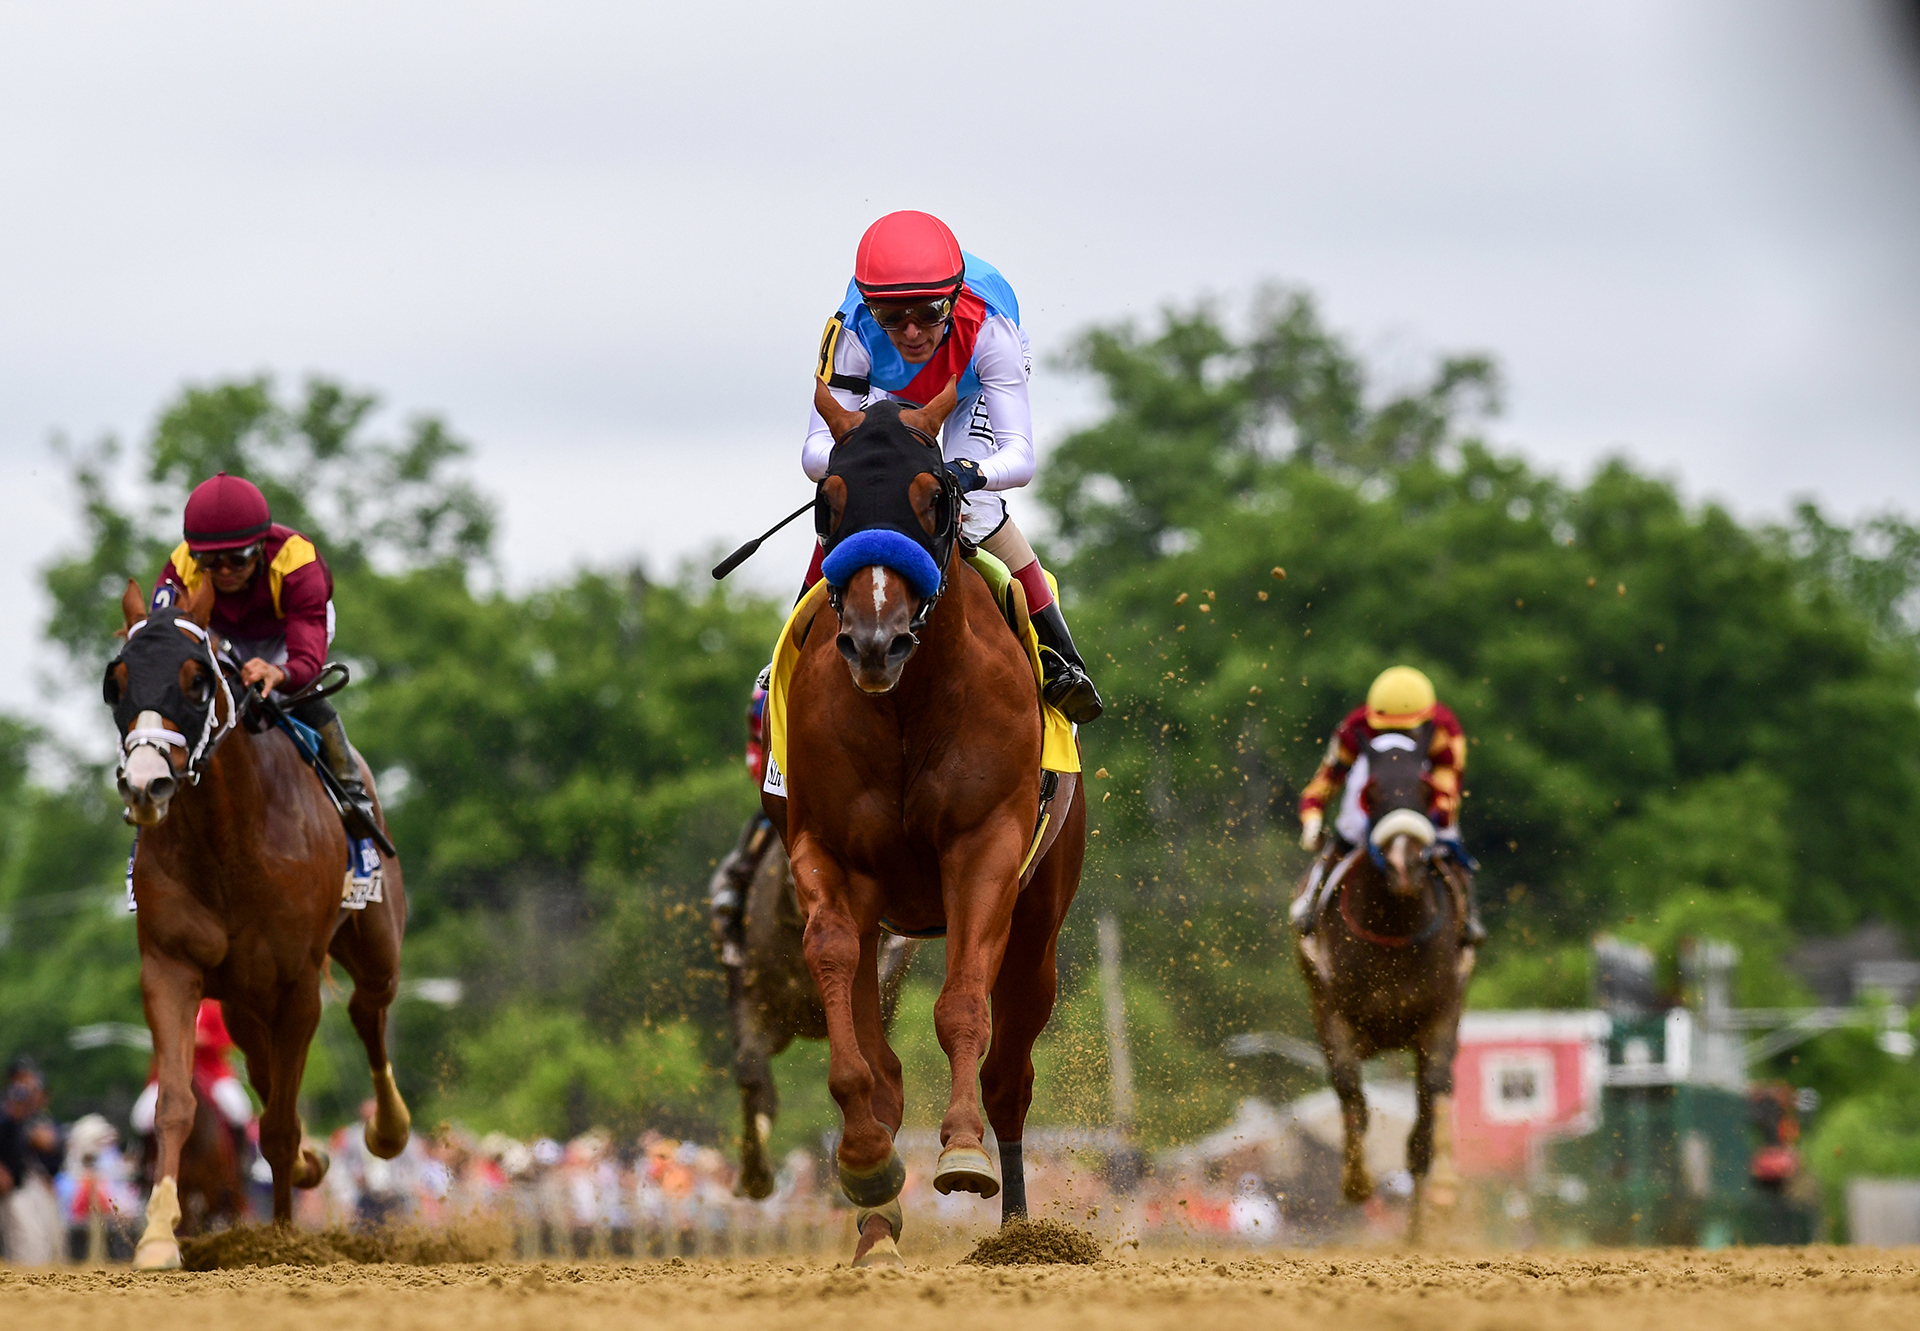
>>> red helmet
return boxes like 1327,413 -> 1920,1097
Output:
853,211 -> 965,302
183,472 -> 271,550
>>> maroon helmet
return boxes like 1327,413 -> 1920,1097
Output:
853,211 -> 965,303
183,473 -> 271,551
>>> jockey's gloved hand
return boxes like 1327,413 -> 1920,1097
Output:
943,459 -> 988,494
1299,811 -> 1323,853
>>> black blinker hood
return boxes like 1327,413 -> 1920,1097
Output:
814,401 -> 956,562
105,608 -> 215,743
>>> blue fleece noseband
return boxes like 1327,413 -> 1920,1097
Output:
821,528 -> 943,598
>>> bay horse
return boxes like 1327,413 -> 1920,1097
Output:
139,1080 -> 248,1235
765,381 -> 1086,1267
722,834 -> 917,1200
105,577 -> 410,1269
1294,728 -> 1475,1240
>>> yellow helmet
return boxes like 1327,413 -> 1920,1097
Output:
1366,665 -> 1436,730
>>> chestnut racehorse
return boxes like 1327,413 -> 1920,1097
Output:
1294,727 -> 1474,1240
765,381 -> 1086,1267
106,578 -> 410,1268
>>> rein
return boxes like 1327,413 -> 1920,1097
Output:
1337,856 -> 1449,949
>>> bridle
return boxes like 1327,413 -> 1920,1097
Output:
110,613 -> 239,789
820,421 -> 964,645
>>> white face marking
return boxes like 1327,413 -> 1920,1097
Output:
871,565 -> 888,615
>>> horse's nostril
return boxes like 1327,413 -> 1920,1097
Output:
886,635 -> 916,663
148,776 -> 176,804
837,634 -> 860,664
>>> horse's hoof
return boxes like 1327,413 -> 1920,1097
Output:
854,1197 -> 903,1242
735,1161 -> 775,1201
132,1238 -> 182,1271
852,1214 -> 906,1268
933,1143 -> 1000,1199
365,1064 -> 411,1159
364,1119 -> 410,1161
1340,1167 -> 1374,1206
292,1145 -> 331,1189
837,1145 -> 907,1207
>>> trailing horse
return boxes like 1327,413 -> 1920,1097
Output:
763,381 -> 1086,1266
106,578 -> 411,1268
719,835 -> 917,1200
138,1077 -> 248,1236
1294,725 -> 1476,1240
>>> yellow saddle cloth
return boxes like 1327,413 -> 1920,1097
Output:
762,556 -> 1080,800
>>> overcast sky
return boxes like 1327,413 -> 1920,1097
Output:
4,1 -> 1919,726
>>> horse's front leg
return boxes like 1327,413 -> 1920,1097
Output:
727,963 -> 780,1201
133,952 -> 201,1269
931,820 -> 1026,1199
794,843 -> 903,1218
1318,1007 -> 1374,1205
1410,1012 -> 1463,1240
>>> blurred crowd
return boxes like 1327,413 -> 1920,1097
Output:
2,1054 -> 1298,1266
299,1099 -> 843,1258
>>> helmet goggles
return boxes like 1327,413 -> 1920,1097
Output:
865,296 -> 954,332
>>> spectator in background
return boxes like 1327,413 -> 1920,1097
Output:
2,1057 -> 65,1265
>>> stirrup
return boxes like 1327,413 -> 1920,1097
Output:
341,796 -> 397,858
1038,648 -> 1104,724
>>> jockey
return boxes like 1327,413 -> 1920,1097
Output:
708,681 -> 774,968
130,999 -> 253,1143
150,472 -> 384,849
802,210 -> 1103,724
1293,666 -> 1485,945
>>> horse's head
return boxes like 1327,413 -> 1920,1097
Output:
103,577 -> 226,825
1362,729 -> 1438,896
812,378 -> 961,694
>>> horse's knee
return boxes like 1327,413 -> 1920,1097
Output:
932,989 -> 990,1054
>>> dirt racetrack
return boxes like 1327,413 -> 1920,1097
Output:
7,1247 -> 1920,1331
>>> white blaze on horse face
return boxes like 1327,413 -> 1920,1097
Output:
871,565 -> 889,615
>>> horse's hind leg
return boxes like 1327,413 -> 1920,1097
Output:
979,905 -> 1062,1225
980,806 -> 1081,1226
259,982 -> 325,1223
330,868 -> 411,1160
931,824 -> 1029,1200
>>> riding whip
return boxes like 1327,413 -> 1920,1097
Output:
712,498 -> 816,581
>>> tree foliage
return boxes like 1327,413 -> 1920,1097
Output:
8,295 -> 1920,1163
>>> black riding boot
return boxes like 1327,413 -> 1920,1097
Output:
313,716 -> 395,856
708,813 -> 772,968
1030,602 -> 1104,725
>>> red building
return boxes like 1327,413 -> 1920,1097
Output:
1453,1011 -> 1610,1176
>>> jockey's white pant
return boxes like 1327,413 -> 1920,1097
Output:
1334,755 -> 1371,845
130,1076 -> 252,1133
